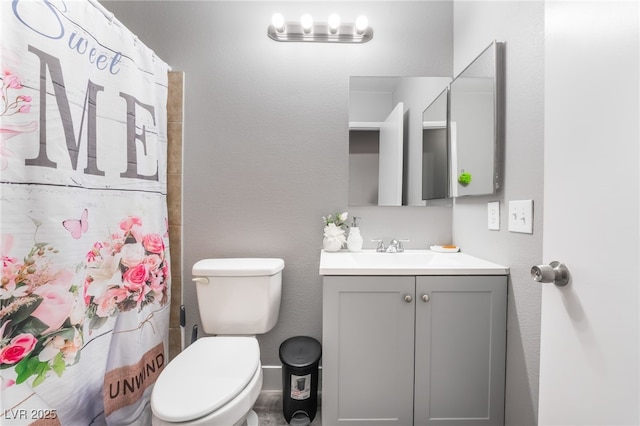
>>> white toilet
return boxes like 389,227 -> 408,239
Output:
151,258 -> 284,426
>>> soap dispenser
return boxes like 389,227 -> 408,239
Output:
347,217 -> 363,252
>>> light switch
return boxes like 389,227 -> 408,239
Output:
508,200 -> 534,234
488,201 -> 500,230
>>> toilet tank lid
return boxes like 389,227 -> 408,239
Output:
193,258 -> 284,276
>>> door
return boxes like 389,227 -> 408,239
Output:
378,102 -> 404,206
414,276 -> 507,426
322,276 -> 415,425
539,2 -> 639,425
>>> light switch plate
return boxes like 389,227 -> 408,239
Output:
508,200 -> 534,234
488,202 -> 500,230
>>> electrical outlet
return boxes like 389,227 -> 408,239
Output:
508,200 -> 534,234
488,201 -> 500,230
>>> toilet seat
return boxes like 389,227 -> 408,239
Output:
151,337 -> 260,423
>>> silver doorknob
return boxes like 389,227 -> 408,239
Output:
404,294 -> 413,303
531,261 -> 569,286
422,294 -> 430,303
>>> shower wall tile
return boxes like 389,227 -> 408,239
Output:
167,122 -> 183,175
167,175 -> 182,226
167,71 -> 184,123
170,274 -> 182,328
169,328 -> 182,361
168,225 -> 182,278
167,71 -> 184,361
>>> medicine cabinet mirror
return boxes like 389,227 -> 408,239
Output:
448,41 -> 504,197
348,76 -> 451,206
348,41 -> 504,205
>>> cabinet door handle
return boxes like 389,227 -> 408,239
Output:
422,294 -> 430,303
403,294 -> 413,303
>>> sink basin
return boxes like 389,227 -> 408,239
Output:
319,249 -> 508,276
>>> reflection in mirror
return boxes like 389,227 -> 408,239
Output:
422,88 -> 449,200
449,41 -> 504,197
348,76 -> 451,206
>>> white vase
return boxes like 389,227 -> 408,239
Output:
323,237 -> 343,252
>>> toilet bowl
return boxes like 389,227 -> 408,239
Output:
151,337 -> 262,425
150,258 -> 284,426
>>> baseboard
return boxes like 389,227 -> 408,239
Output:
261,365 -> 322,391
261,365 -> 282,390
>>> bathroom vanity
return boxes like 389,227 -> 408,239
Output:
319,250 -> 509,426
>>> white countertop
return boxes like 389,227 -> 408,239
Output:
319,249 -> 509,276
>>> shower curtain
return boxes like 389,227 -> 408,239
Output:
1,1 -> 171,424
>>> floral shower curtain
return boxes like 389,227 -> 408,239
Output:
1,1 -> 171,424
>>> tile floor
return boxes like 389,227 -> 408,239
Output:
254,390 -> 322,425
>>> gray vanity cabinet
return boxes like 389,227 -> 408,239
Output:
413,275 -> 507,425
322,275 -> 507,426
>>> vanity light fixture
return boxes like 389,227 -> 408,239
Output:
355,15 -> 369,35
268,13 -> 373,43
272,13 -> 286,33
328,13 -> 340,35
300,14 -> 313,34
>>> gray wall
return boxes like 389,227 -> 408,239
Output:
101,0 -> 454,366
452,2 -> 544,426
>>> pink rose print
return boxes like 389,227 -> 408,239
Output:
84,216 -> 169,329
142,233 -> 164,254
31,284 -> 76,334
0,334 -> 37,364
0,233 -> 84,386
143,254 -> 162,271
95,287 -> 128,317
124,264 -> 149,291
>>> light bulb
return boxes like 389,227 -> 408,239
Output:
272,13 -> 285,33
328,13 -> 340,34
355,15 -> 368,35
301,14 -> 313,34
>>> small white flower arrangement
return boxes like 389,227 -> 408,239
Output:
322,212 -> 348,252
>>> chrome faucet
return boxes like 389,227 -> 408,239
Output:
372,239 -> 386,252
372,239 -> 409,253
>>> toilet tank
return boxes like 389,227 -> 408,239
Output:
192,258 -> 284,335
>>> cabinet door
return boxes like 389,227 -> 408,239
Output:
414,276 -> 507,426
323,276 -> 416,425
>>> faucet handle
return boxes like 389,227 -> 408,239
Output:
398,239 -> 410,252
371,239 -> 385,252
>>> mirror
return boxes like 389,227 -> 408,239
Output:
348,76 -> 451,206
348,41 -> 504,205
449,41 -> 504,197
422,88 -> 449,200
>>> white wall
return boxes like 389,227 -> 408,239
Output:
452,2 -> 544,425
101,0 -> 454,367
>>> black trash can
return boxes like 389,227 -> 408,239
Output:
279,336 -> 322,425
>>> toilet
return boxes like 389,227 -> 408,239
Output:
151,258 -> 284,426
